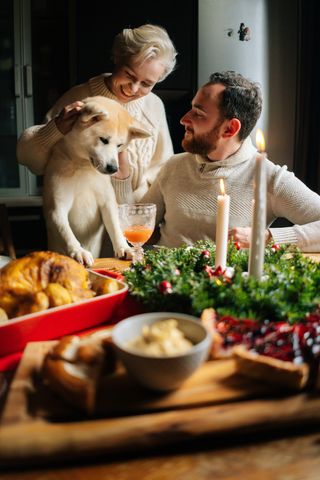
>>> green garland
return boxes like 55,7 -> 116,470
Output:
124,241 -> 320,323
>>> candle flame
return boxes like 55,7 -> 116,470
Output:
219,178 -> 225,195
256,129 -> 266,152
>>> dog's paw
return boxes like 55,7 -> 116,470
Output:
114,245 -> 133,260
69,248 -> 94,267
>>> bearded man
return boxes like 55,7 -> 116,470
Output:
115,71 -> 320,252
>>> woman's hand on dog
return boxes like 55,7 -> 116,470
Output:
55,101 -> 84,135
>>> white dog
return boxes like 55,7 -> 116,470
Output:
43,96 -> 150,266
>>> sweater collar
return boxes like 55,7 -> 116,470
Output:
196,136 -> 257,169
88,74 -> 145,110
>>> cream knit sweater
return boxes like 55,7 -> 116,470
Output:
117,137 -> 320,251
16,74 -> 173,200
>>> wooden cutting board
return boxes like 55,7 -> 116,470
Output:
0,341 -> 320,468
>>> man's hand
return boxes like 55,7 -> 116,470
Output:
55,101 -> 84,135
112,150 -> 131,179
228,227 -> 272,247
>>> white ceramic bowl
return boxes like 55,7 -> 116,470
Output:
112,312 -> 211,391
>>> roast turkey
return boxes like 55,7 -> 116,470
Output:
0,251 -> 95,319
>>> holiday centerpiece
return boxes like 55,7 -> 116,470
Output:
124,241 -> 320,388
124,241 -> 320,323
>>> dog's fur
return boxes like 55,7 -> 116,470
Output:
43,96 -> 150,266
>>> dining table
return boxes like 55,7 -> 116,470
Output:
0,254 -> 320,480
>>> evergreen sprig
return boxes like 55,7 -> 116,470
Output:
124,241 -> 320,323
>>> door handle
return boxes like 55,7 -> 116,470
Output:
14,65 -> 21,97
24,64 -> 33,97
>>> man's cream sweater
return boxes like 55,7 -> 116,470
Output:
16,74 -> 173,200
115,137 -> 320,251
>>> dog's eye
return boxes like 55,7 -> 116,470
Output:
100,137 -> 109,145
117,144 -> 123,148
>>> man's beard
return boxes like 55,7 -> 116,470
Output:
182,125 -> 221,155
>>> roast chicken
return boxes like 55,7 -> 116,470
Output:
0,251 -> 96,319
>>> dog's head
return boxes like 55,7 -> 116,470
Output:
68,96 -> 150,175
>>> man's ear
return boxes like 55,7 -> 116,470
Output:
129,119 -> 151,140
222,118 -> 241,138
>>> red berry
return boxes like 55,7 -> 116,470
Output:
159,280 -> 173,294
201,250 -> 211,259
271,244 -> 281,251
234,241 -> 241,250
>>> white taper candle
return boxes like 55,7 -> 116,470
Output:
215,179 -> 230,270
248,129 -> 267,280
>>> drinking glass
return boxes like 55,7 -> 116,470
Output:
119,203 -> 157,263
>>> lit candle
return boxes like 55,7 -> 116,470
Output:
248,129 -> 267,280
215,179 -> 230,269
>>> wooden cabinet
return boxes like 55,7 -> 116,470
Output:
0,0 -> 72,254
0,0 -> 71,201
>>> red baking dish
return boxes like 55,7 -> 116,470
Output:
0,270 -> 128,357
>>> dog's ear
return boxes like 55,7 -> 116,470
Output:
128,120 -> 151,140
80,107 -> 109,126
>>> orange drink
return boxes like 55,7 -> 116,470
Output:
123,225 -> 153,244
119,203 -> 156,263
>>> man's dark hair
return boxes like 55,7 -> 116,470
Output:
206,71 -> 262,141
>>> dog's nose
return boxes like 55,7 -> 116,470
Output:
105,164 -> 118,174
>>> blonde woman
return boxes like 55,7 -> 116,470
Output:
17,24 -> 177,201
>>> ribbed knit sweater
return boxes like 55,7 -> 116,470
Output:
16,74 -> 173,200
116,137 -> 320,252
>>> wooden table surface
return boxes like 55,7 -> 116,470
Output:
1,254 -> 320,479
92,257 -> 132,272
0,429 -> 320,480
303,252 -> 320,262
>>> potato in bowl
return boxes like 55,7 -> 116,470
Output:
112,312 -> 212,391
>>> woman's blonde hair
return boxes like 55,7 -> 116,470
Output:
111,24 -> 177,81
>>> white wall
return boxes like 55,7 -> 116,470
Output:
198,0 -> 297,168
